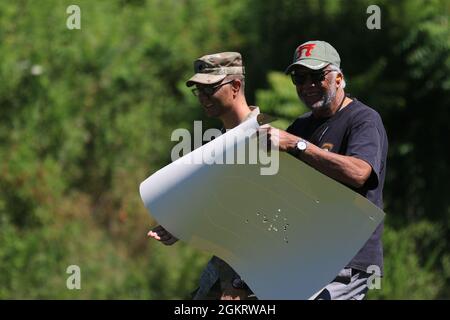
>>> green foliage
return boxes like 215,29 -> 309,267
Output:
0,217 -> 210,299
256,71 -> 308,129
0,0 -> 448,299
0,0 -> 222,299
367,221 -> 450,299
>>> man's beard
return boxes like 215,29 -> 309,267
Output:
302,87 -> 336,111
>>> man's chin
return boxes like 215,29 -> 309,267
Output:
305,101 -> 325,111
300,96 -> 324,110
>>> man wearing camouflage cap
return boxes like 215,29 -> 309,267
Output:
262,40 -> 388,299
149,52 -> 258,300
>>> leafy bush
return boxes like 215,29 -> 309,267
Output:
367,220 -> 450,299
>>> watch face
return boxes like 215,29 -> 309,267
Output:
297,140 -> 307,151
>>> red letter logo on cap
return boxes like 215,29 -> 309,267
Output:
296,44 -> 316,58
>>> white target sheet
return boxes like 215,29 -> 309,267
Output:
139,116 -> 385,299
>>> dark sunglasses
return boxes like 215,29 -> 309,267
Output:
192,80 -> 234,97
291,69 -> 336,86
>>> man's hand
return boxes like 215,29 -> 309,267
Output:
147,225 -> 179,245
258,125 -> 300,152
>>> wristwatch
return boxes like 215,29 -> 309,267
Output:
296,138 -> 308,152
290,138 -> 308,157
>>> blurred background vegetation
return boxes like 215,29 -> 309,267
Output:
0,0 -> 449,299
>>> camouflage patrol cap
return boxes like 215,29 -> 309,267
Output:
186,52 -> 245,87
285,40 -> 341,73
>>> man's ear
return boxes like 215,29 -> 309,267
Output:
231,79 -> 241,94
335,73 -> 343,87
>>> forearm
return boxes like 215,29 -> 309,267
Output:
294,142 -> 371,188
265,127 -> 371,188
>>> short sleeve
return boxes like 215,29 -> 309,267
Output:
345,120 -> 383,190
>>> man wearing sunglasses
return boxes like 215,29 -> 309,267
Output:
148,52 -> 259,300
262,40 -> 388,299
